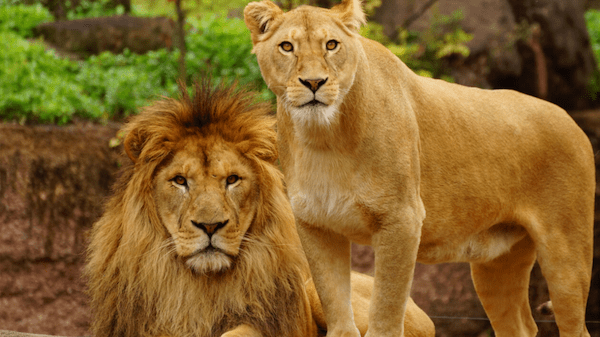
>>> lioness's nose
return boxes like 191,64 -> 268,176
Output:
299,78 -> 328,93
191,220 -> 228,238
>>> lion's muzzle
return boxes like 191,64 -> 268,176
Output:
191,219 -> 229,239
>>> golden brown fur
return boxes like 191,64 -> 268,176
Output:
85,80 -> 434,337
244,1 -> 595,337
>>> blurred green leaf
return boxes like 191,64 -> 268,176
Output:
360,10 -> 472,81
585,10 -> 600,100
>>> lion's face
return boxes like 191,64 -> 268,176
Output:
153,136 -> 258,274
247,4 -> 363,127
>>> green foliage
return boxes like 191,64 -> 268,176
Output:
0,0 -> 126,20
0,3 -> 270,124
131,0 -> 382,23
185,14 -> 271,99
65,0 -> 126,20
586,10 -> 600,58
71,12 -> 275,120
0,32 -> 103,124
77,48 -> 180,120
0,2 -> 52,37
424,9 -> 472,58
131,0 -> 247,18
362,0 -> 381,17
585,9 -> 600,100
178,0 -> 249,17
129,0 -> 174,17
361,9 -> 473,81
0,0 -> 22,6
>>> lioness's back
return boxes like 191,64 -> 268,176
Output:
407,74 -> 594,262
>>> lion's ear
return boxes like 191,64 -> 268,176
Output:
244,0 -> 283,45
124,129 -> 144,163
237,140 -> 278,164
332,0 -> 366,31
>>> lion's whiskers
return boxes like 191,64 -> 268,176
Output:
240,235 -> 298,252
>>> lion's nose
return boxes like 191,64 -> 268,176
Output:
191,220 -> 228,238
299,77 -> 328,93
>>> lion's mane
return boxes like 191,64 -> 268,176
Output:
85,81 -> 313,337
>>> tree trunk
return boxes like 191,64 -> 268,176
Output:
174,0 -> 187,83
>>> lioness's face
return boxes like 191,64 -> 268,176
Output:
251,7 -> 361,126
153,136 -> 258,274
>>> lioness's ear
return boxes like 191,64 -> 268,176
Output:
332,0 -> 366,31
244,0 -> 283,45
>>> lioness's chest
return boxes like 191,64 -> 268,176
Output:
286,150 -> 373,244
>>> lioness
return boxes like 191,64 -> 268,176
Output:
85,80 -> 434,337
244,1 -> 595,337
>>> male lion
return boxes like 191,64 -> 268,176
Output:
244,1 -> 596,337
85,81 -> 434,337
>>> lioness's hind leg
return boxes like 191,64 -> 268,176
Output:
530,223 -> 593,337
471,236 -> 538,337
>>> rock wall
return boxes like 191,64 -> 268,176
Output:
0,123 -> 122,335
373,0 -> 597,110
34,16 -> 173,58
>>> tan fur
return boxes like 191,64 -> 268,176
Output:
85,80 -> 434,337
244,1 -> 596,337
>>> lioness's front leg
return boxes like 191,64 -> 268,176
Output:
297,222 -> 360,337
366,206 -> 422,337
221,324 -> 262,337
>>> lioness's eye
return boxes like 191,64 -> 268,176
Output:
326,40 -> 338,50
173,175 -> 187,186
226,175 -> 240,185
280,41 -> 293,52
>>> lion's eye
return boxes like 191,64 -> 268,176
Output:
173,175 -> 187,186
326,40 -> 338,51
226,175 -> 239,185
280,41 -> 293,52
